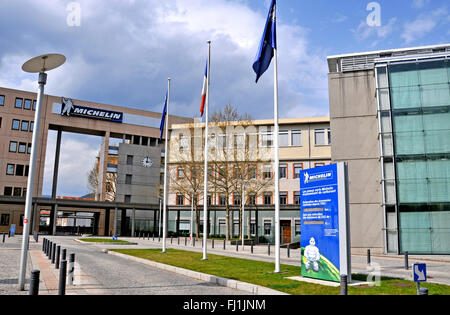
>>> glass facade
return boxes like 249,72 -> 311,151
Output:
377,59 -> 450,254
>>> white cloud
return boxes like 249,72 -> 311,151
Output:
401,8 -> 448,44
353,17 -> 397,41
412,0 -> 431,9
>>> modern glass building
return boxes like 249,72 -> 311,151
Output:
328,44 -> 450,255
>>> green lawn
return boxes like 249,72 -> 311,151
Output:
109,248 -> 450,295
78,238 -> 132,244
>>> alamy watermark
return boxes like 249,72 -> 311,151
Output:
66,2 -> 81,27
366,2 -> 382,27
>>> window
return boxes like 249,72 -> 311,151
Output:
261,132 -> 273,147
327,128 -> 331,145
0,95 -> 4,106
176,193 -> 185,205
295,220 -> 301,236
233,193 -> 241,206
315,162 -> 325,168
27,143 -> 32,154
32,100 -> 37,111
124,195 -> 131,204
280,192 -> 287,205
12,119 -> 20,130
24,99 -> 32,110
248,193 -> 256,205
250,221 -> 256,235
1,214 -> 10,226
3,187 -> 12,196
126,155 -> 133,165
219,194 -> 227,206
292,130 -> 302,146
207,194 -> 212,206
315,129 -> 326,146
264,192 -> 272,205
9,141 -> 18,153
6,164 -> 14,175
13,188 -> 22,197
264,221 -> 271,235
18,143 -> 26,154
279,130 -> 289,147
294,192 -> 301,205
15,165 -> 24,176
24,166 -> 29,177
248,165 -> 257,179
15,98 -> 23,109
30,122 -> 34,132
294,163 -> 303,179
263,165 -> 272,179
21,121 -> 29,131
177,167 -> 185,179
125,174 -> 132,185
279,164 -> 287,179
22,188 -> 27,197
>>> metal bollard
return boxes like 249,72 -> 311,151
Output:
268,243 -> 270,256
3,233 -> 6,243
62,249 -> 67,261
58,260 -> 67,295
55,246 -> 61,269
236,241 -> 239,252
68,254 -> 75,286
153,234 -> 155,242
340,275 -> 348,295
193,237 -> 196,247
29,270 -> 40,296
367,249 -> 371,265
48,242 -> 52,259
51,243 -> 56,264
158,236 -> 160,242
42,238 -> 46,251
185,237 -> 187,246
212,238 -> 214,249
251,240 -> 254,254
223,239 -> 226,250
405,251 -> 409,270
287,244 -> 290,258
148,233 -> 150,241
418,287 -> 429,296
171,236 -> 173,244
178,237 -> 180,245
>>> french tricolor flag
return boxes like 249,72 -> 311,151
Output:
200,61 -> 208,117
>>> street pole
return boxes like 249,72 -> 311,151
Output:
18,54 -> 66,290
162,78 -> 171,253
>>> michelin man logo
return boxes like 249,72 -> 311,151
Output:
61,97 -> 74,116
304,172 -> 310,184
304,237 -> 321,272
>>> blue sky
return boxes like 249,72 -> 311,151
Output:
1,0 -> 448,197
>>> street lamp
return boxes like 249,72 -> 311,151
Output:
18,54 -> 66,291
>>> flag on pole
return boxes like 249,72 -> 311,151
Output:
160,92 -> 168,140
200,61 -> 208,117
252,0 -> 277,83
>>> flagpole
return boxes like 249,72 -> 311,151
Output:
203,40 -> 211,261
162,78 -> 171,253
273,5 -> 281,274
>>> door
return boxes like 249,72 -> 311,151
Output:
281,220 -> 291,244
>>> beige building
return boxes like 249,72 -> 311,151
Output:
166,117 -> 331,244
0,86 -> 191,236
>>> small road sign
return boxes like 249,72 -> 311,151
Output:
112,235 -> 118,241
413,264 -> 427,282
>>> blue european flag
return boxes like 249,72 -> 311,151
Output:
253,0 -> 277,83
160,92 -> 168,140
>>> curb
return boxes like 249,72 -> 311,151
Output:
107,250 -> 289,296
74,239 -> 138,245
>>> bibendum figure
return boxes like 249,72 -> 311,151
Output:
304,237 -> 321,272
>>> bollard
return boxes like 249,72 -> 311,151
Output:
29,270 -> 40,296
51,243 -> 56,264
418,287 -> 429,296
3,233 -> 6,243
148,233 -> 150,241
367,249 -> 371,265
223,239 -> 226,250
153,234 -> 155,242
340,275 -> 348,295
42,238 -> 46,251
236,241 -> 239,252
251,240 -> 254,254
58,260 -> 67,295
268,243 -> 270,256
287,244 -> 290,258
158,235 -> 160,242
171,236 -> 173,244
55,246 -> 61,269
212,238 -> 214,249
68,254 -> 75,286
48,242 -> 52,259
185,237 -> 187,246
405,251 -> 409,270
62,249 -> 67,261
193,237 -> 196,247
178,237 -> 180,245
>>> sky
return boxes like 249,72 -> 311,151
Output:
1,0 -> 448,197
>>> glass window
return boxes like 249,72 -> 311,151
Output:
27,143 -> 32,154
15,165 -> 24,176
13,188 -> 22,197
15,98 -> 23,109
233,193 -> 241,205
0,95 -> 4,106
280,192 -> 287,205
1,214 -> 10,226
125,174 -> 132,185
295,220 -> 301,236
18,143 -> 26,154
30,122 -> 34,132
264,165 -> 272,179
32,100 -> 36,111
219,194 -> 227,206
294,192 -> 301,205
279,130 -> 289,147
177,167 -> 185,179
264,192 -> 272,205
24,99 -> 32,110
248,165 -> 257,179
12,119 -> 20,130
176,193 -> 184,205
24,165 -> 29,177
279,164 -> 287,179
21,121 -> 29,131
248,193 -> 256,205
327,128 -> 331,145
292,130 -> 302,146
261,132 -> 273,147
315,129 -> 326,146
3,187 -> 12,196
9,141 -> 17,153
264,221 -> 271,235
126,155 -> 133,165
315,162 -> 325,168
6,164 -> 14,175
124,195 -> 131,204
294,164 -> 303,179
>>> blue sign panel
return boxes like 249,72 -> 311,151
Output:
112,235 -> 118,241
300,163 -> 349,283
413,264 -> 427,282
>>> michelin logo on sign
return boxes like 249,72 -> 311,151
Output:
61,97 -> 123,123
304,171 -> 333,184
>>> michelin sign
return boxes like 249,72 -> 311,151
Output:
300,163 -> 351,283
60,97 -> 123,123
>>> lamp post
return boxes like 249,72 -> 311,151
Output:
18,54 -> 66,291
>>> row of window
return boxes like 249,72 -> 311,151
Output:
0,213 -> 24,227
9,141 -> 32,154
3,186 -> 27,197
6,164 -> 29,177
0,96 -> 37,111
176,162 -> 327,181
175,191 -> 302,206
11,119 -> 34,132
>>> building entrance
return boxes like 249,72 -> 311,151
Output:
39,209 -> 99,235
